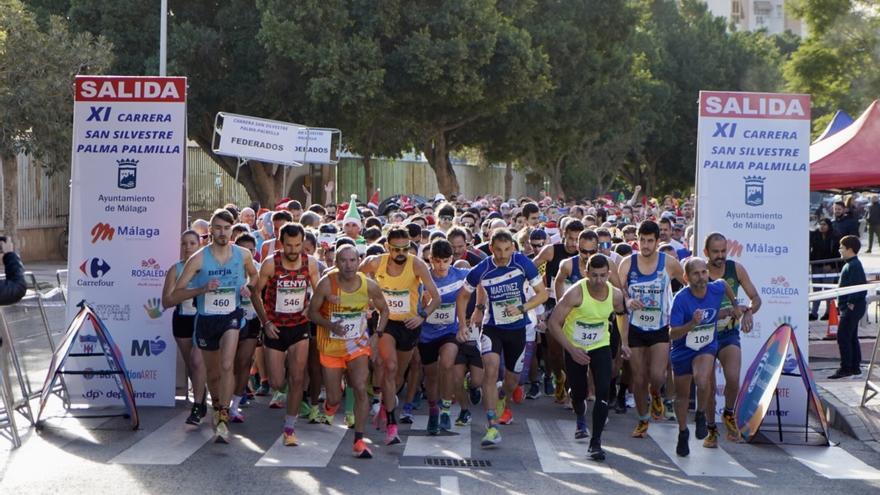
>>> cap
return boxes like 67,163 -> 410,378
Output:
434,193 -> 447,203
529,229 -> 548,241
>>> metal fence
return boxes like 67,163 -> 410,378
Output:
335,157 -> 538,201
0,154 -> 70,229
186,145 -> 251,212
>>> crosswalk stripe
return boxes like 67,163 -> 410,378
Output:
111,410 -> 213,465
255,422 -> 348,467
647,423 -> 754,477
526,418 -> 613,474
780,444 -> 880,479
440,475 -> 460,495
403,410 -> 471,460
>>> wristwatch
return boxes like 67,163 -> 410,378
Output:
517,304 -> 526,314
418,309 -> 428,319
475,304 -> 487,311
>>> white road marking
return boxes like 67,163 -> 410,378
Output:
440,475 -> 460,495
780,444 -> 880,479
647,423 -> 754,477
526,418 -> 612,474
255,422 -> 348,467
111,410 -> 213,465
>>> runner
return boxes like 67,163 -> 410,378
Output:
308,244 -> 390,458
230,234 -> 262,423
617,220 -> 685,438
359,226 -> 441,445
547,254 -> 630,461
161,229 -> 207,426
669,258 -> 740,456
170,209 -> 258,443
704,232 -> 760,441
420,239 -> 471,433
250,223 -> 320,446
456,228 -> 548,448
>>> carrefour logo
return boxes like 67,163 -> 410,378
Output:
78,257 -> 114,287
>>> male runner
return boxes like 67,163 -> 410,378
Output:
669,258 -> 739,456
617,220 -> 685,438
548,254 -> 630,461
250,223 -> 320,446
359,226 -> 441,445
704,232 -> 760,441
456,229 -> 548,448
170,209 -> 258,443
420,239 -> 471,433
231,234 -> 262,422
309,244 -> 390,458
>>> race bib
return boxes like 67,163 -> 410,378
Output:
427,302 -> 455,326
383,289 -> 411,315
632,307 -> 661,329
572,321 -> 605,348
467,325 -> 481,342
180,297 -> 197,316
492,298 -> 522,325
686,323 -> 715,351
275,286 -> 306,314
330,311 -> 365,340
205,288 -> 236,315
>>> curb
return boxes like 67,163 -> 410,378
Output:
817,384 -> 880,454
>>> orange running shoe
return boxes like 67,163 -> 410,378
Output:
499,406 -> 514,425
353,439 -> 373,458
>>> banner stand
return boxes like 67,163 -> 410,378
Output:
861,328 -> 880,406
36,301 -> 139,430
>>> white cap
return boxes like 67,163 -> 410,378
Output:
434,193 -> 446,202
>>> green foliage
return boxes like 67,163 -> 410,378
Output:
0,0 -> 113,171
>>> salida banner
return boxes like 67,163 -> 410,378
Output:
695,91 -> 811,425
65,76 -> 186,407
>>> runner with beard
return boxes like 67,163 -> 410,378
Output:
703,232 -> 760,441
170,209 -> 258,443
359,226 -> 441,445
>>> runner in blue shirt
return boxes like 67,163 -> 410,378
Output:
419,239 -> 471,434
669,257 -> 739,458
455,228 -> 548,448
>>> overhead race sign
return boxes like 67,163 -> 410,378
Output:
66,75 -> 186,407
695,91 -> 811,425
212,112 -> 339,165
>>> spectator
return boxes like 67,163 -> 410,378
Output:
831,200 -> 859,238
0,238 -> 27,349
866,196 -> 880,253
809,218 -> 840,321
829,235 -> 867,379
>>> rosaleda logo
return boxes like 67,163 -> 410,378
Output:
744,176 -> 765,207
761,275 -> 799,297
132,258 -> 166,287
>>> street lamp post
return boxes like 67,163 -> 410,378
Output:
159,0 -> 167,76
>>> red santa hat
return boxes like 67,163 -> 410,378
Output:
368,189 -> 381,210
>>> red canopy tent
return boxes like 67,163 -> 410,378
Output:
810,100 -> 880,191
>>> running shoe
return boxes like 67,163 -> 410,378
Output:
512,385 -> 525,404
650,395 -> 665,421
185,403 -> 202,426
722,411 -> 740,442
353,439 -> 373,459
345,412 -> 356,429
370,398 -> 381,417
373,404 -> 387,431
499,406 -> 513,425
694,411 -> 708,440
316,413 -> 332,426
526,381 -> 541,400
299,400 -> 312,419
197,401 -> 207,419
588,442 -> 606,461
481,426 -> 501,448
439,411 -> 452,431
269,391 -> 286,409
663,399 -> 676,421
230,410 -> 245,423
702,426 -> 719,448
543,373 -> 555,396
283,426 -> 298,447
412,390 -> 424,410
308,406 -> 321,424
554,378 -> 567,404
455,409 -> 472,426
575,417 -> 589,440
255,382 -> 271,396
215,409 -> 230,444
631,420 -> 649,438
239,395 -> 250,408
400,403 -> 414,424
495,397 -> 507,418
427,412 -> 440,435
614,395 -> 627,414
676,428 -> 690,457
469,387 -> 482,406
385,424 -> 401,445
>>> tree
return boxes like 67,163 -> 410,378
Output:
0,0 -> 112,238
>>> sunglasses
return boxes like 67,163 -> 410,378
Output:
461,222 -> 475,228
598,241 -> 612,249
531,243 -> 545,250
580,248 -> 597,256
388,244 -> 410,253
439,215 -> 454,222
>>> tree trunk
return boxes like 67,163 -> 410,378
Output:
1,152 -> 18,241
363,154 -> 374,198
422,131 -> 460,197
549,156 -> 564,200
504,162 -> 513,200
